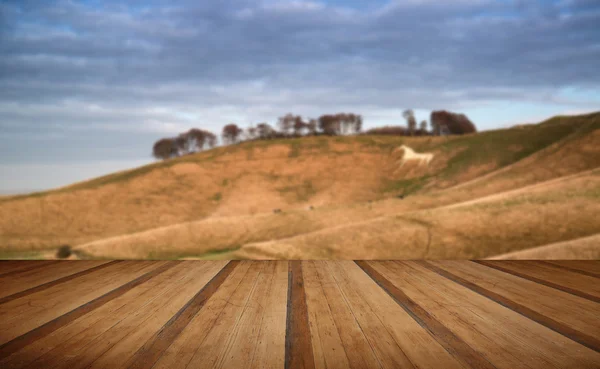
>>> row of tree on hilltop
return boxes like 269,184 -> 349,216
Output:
152,110 -> 476,160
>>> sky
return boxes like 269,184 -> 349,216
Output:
1,0 -> 599,193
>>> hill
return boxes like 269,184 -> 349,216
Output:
1,112 -> 599,259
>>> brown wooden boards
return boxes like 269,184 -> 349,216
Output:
539,261 -> 600,278
0,261 -> 175,357
0,261 -> 119,304
368,261 -> 600,369
286,261 -> 315,369
477,260 -> 600,302
0,260 -> 599,369
545,261 -> 600,276
423,260 -> 600,352
123,261 -> 237,369
356,261 -> 496,369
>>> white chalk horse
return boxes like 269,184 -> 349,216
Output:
394,145 -> 434,167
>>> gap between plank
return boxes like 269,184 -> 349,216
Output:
0,261 -> 122,305
355,260 -> 497,369
0,261 -> 179,359
124,261 -> 240,369
419,261 -> 600,353
285,261 -> 316,369
537,261 -> 600,279
475,261 -> 600,303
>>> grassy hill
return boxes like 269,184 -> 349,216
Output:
1,112 -> 599,259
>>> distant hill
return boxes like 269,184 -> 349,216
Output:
1,112 -> 599,259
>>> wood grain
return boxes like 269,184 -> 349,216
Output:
1,260 -> 599,369
286,261 -> 316,369
421,260 -> 600,352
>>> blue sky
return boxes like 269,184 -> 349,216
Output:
1,0 -> 599,192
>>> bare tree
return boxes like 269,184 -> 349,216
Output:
153,138 -> 178,160
354,114 -> 363,133
205,132 -> 217,148
293,116 -> 306,136
245,125 -> 258,140
222,123 -> 243,145
318,114 -> 340,135
277,113 -> 295,136
403,109 -> 417,136
306,119 -> 318,135
257,122 -> 277,139
419,120 -> 428,135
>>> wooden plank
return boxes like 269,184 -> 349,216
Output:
303,261 -> 351,369
539,261 -> 600,279
0,261 -> 41,276
286,261 -> 316,369
422,260 -> 600,352
0,261 -> 160,343
326,261 -> 416,368
218,261 -> 278,369
356,261 -> 496,369
545,261 -> 600,276
151,261 -> 254,369
314,261 -> 382,369
124,261 -> 238,369
82,261 -> 228,369
335,261 -> 464,369
182,261 -> 265,369
0,261 -> 176,358
249,261 -> 288,369
0,261 -> 200,369
0,261 -> 59,278
476,260 -> 600,302
0,261 -> 114,299
377,261 -> 600,369
0,261 -> 120,305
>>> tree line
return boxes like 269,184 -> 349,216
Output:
153,110 -> 476,160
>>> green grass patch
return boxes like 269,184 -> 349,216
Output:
0,249 -> 46,259
276,179 -> 317,202
210,192 -> 223,202
381,176 -> 429,195
144,246 -> 242,260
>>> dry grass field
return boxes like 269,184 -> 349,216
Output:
1,112 -> 599,259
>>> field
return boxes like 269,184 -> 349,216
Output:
0,112 -> 599,259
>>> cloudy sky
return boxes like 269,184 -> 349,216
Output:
1,0 -> 599,193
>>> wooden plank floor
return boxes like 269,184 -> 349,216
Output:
0,260 -> 598,369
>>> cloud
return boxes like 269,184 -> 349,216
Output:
0,0 -> 599,167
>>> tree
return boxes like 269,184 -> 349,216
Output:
430,119 -> 441,136
306,119 -> 318,135
205,131 -> 217,148
174,133 -> 190,155
257,122 -> 277,139
245,125 -> 258,140
403,109 -> 417,136
318,114 -> 340,135
153,138 -> 178,160
419,120 -> 428,135
293,116 -> 306,136
354,115 -> 363,133
222,123 -> 243,145
430,110 -> 477,135
277,113 -> 295,136
187,128 -> 206,151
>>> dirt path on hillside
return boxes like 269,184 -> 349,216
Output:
234,167 -> 600,255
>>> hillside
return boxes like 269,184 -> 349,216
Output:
1,112 -> 599,259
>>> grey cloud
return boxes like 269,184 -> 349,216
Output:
0,0 -> 599,168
